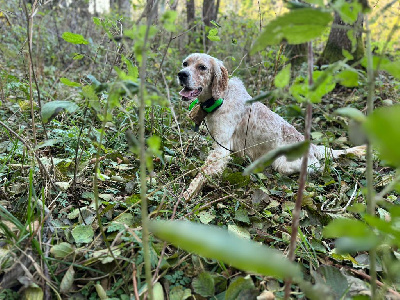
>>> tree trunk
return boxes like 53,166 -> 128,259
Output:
317,11 -> 364,65
285,43 -> 307,66
187,0 -> 195,28
136,0 -> 158,24
170,0 -> 178,10
111,0 -> 132,20
202,0 -> 219,26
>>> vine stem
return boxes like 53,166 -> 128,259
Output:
365,16 -> 377,299
284,41 -> 314,299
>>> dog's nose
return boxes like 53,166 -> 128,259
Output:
178,71 -> 189,81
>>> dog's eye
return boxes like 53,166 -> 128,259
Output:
198,65 -> 207,71
182,61 -> 188,67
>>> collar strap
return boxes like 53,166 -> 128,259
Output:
189,98 -> 224,113
189,99 -> 199,111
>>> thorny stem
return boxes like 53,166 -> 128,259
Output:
365,16 -> 377,299
284,41 -> 314,299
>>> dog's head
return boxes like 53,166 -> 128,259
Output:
178,53 -> 229,102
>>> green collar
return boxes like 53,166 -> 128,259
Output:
189,98 -> 224,113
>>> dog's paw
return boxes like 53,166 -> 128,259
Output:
181,190 -> 192,202
348,145 -> 367,157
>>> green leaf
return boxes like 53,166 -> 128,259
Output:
208,28 -> 218,36
225,276 -> 254,300
316,265 -> 349,299
95,283 -> 107,300
161,10 -> 177,32
192,272 -> 215,297
235,209 -> 250,224
323,218 -> 372,238
60,265 -> 75,293
61,32 -> 89,45
334,236 -> 380,253
41,100 -> 79,124
73,54 -> 84,60
334,0 -> 362,25
274,64 -> 291,88
364,215 -> 400,238
147,135 -> 161,156
336,69 -> 359,87
169,286 -> 192,300
207,35 -> 221,42
71,224 -> 94,244
23,287 -> 44,300
243,141 -> 310,175
207,28 -> 220,41
228,224 -> 251,239
324,218 -> 380,252
361,56 -> 400,80
60,77 -> 80,87
335,107 -> 365,123
247,91 -> 273,104
93,17 -> 101,26
198,210 -> 216,224
363,105 -> 400,167
290,71 -> 336,103
342,49 -> 354,60
149,220 -> 301,280
251,8 -> 332,53
50,242 -> 75,259
154,282 -> 165,300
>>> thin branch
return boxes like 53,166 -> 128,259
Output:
365,16 -> 377,299
284,41 -> 314,300
0,120 -> 57,190
138,1 -> 160,299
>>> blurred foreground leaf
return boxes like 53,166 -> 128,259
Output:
363,105 -> 400,167
149,220 -> 301,280
251,8 -> 332,53
243,141 -> 310,175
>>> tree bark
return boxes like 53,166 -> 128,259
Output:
202,0 -> 219,26
285,43 -> 307,66
187,0 -> 195,28
137,0 -> 158,24
170,0 -> 178,10
317,11 -> 364,65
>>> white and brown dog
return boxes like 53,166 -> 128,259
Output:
178,53 -> 364,200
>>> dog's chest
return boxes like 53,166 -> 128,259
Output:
205,102 -> 245,140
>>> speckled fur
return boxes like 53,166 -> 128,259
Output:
179,53 -> 365,201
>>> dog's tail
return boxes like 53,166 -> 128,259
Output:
315,145 -> 366,160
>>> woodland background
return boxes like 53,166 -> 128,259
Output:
0,0 -> 399,299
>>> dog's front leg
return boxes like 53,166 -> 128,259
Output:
183,147 -> 231,201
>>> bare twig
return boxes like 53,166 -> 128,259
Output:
365,16 -> 377,299
160,69 -> 183,149
0,120 -> 57,190
349,268 -> 400,298
157,23 -> 198,78
138,1 -> 160,299
284,41 -> 314,300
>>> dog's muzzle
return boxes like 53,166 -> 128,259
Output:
177,70 -> 202,101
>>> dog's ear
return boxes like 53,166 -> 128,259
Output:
211,60 -> 229,99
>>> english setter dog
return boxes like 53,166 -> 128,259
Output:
178,53 -> 365,201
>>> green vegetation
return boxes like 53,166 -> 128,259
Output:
0,0 -> 399,299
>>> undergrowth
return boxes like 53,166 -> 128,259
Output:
0,0 -> 400,299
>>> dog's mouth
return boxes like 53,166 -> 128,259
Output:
179,87 -> 202,101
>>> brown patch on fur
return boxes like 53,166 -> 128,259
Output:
282,125 -> 303,142
211,61 -> 229,99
